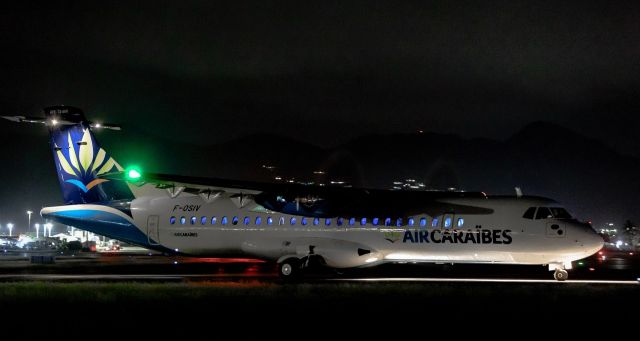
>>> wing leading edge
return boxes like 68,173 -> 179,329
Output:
99,171 -> 494,217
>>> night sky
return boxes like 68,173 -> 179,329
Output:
0,1 -> 639,231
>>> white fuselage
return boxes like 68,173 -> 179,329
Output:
43,192 -> 603,269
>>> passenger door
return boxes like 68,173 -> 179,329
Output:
147,215 -> 160,245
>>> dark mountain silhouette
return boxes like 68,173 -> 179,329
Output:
334,122 -> 639,226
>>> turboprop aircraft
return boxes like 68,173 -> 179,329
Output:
3,106 -> 603,280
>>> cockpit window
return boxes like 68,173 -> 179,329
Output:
535,207 -> 552,220
549,207 -> 572,219
522,207 -> 536,219
534,207 -> 573,219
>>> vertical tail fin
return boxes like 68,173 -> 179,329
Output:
45,106 -> 134,204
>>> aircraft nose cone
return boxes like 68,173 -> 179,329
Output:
588,231 -> 605,253
580,222 -> 604,255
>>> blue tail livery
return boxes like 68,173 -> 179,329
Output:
44,106 -> 134,204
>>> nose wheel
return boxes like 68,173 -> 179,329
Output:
553,269 -> 568,281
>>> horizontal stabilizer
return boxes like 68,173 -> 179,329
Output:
2,115 -> 121,130
1,115 -> 47,124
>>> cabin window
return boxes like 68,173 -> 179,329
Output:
279,217 -> 285,225
337,218 -> 344,226
221,216 -> 228,225
325,218 -> 332,226
420,217 -> 427,227
211,216 -> 217,225
201,216 -> 207,225
169,216 -> 176,225
244,216 -> 250,225
444,217 -> 452,228
396,218 -> 403,227
385,218 -> 392,226
313,218 -> 320,226
457,218 -> 464,227
522,207 -> 536,220
301,217 -> 308,226
232,216 -> 239,225
361,218 -> 367,226
255,217 -> 262,225
535,207 -> 552,220
267,217 -> 273,225
290,217 -> 297,225
180,216 -> 186,225
349,218 -> 355,226
431,217 -> 439,227
408,217 -> 415,226
372,217 -> 379,226
190,216 -> 197,225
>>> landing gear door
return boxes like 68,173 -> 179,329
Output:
546,222 -> 565,238
147,215 -> 160,245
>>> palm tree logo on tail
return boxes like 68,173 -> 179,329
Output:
55,129 -> 121,193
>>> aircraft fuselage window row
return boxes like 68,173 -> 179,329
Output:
168,215 -> 466,228
522,207 -> 573,220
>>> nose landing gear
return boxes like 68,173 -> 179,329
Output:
549,262 -> 570,281
553,268 -> 568,281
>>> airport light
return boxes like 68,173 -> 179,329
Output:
7,223 -> 13,237
44,223 -> 52,237
26,210 -> 32,235
35,223 -> 40,239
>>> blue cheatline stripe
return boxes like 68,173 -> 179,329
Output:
43,209 -> 168,251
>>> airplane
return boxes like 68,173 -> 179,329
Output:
3,105 -> 604,281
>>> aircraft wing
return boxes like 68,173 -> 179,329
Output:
100,171 -> 493,218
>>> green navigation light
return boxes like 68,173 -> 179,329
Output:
125,167 -> 142,180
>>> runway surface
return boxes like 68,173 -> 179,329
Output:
0,273 -> 637,285
332,277 -> 640,284
1,251 -> 639,283
1,252 -> 638,329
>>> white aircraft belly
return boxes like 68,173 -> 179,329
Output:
152,226 -> 551,265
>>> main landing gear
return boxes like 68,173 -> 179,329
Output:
278,247 -> 327,280
278,257 -> 300,278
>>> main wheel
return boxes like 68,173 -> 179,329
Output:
278,258 -> 300,279
554,269 -> 568,281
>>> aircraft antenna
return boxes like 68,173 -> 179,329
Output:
515,187 -> 523,198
